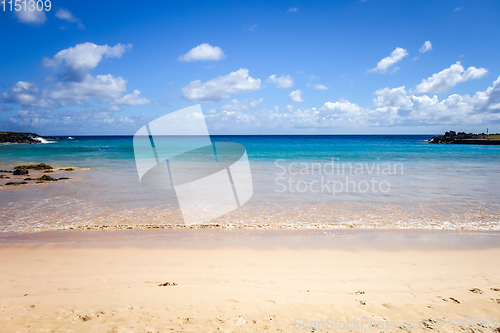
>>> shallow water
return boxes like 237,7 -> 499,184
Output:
1,135 -> 500,232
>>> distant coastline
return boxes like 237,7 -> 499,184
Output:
0,131 -> 61,144
428,131 -> 500,145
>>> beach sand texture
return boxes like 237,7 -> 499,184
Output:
1,234 -> 499,332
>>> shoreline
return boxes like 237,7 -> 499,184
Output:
1,228 -> 500,251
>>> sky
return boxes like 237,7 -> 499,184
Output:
1,0 -> 500,135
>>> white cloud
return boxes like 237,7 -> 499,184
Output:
114,90 -> 151,106
182,68 -> 261,103
203,75 -> 500,132
419,41 -> 432,54
43,42 -> 130,81
373,86 -> 413,110
178,43 -> 225,62
289,90 -> 304,102
55,8 -> 84,29
221,98 -> 264,111
14,7 -> 46,25
266,74 -> 294,89
287,7 -> 298,13
5,107 -> 153,134
369,47 -> 408,73
454,7 -> 463,12
415,62 -> 488,94
313,84 -> 328,90
48,75 -> 150,106
1,42 -> 149,108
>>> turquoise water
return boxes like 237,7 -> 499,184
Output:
1,135 -> 500,231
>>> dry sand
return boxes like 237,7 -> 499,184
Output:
0,230 -> 500,332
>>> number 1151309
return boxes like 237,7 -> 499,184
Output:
1,0 -> 51,12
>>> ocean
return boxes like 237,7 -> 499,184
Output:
1,135 -> 500,232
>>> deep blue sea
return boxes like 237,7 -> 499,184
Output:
1,135 -> 500,232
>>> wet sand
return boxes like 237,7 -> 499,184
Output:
1,230 -> 500,332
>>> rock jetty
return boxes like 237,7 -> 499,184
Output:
428,131 -> 500,145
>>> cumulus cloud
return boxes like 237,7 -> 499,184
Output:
313,84 -> 328,90
14,7 -> 46,25
178,43 -> 225,62
55,8 -> 84,29
4,107 -> 153,134
181,68 -> 261,103
266,74 -> 294,89
287,7 -> 298,13
205,74 -> 500,133
289,90 -> 304,102
415,62 -> 488,94
1,42 -> 149,109
373,86 -> 413,110
419,41 -> 432,53
221,98 -> 264,111
374,75 -> 500,125
369,47 -> 408,73
43,42 -> 130,81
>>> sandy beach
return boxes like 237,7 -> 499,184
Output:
1,230 -> 499,332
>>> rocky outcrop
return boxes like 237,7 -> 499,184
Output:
12,169 -> 28,175
15,163 -> 53,170
428,131 -> 489,144
0,132 -> 61,144
37,175 -> 58,182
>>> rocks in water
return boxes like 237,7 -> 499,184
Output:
15,163 -> 53,170
37,175 -> 58,183
13,169 -> 29,175
1,163 -> 77,187
0,131 -> 57,144
428,131 -> 487,144
5,182 -> 28,186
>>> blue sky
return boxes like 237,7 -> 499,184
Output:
1,0 -> 500,135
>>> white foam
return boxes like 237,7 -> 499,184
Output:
33,137 -> 55,144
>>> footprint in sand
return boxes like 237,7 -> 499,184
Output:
449,297 -> 460,304
469,288 -> 483,294
491,287 -> 500,292
158,282 -> 177,286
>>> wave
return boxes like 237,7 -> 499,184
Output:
33,137 -> 56,144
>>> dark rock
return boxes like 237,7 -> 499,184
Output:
0,131 -> 57,144
15,163 -> 53,170
60,168 -> 74,171
5,182 -> 28,186
57,177 -> 71,180
0,170 -> 13,173
428,131 -> 488,144
43,170 -> 54,173
0,175 -> 10,179
13,169 -> 28,175
24,178 -> 34,181
37,175 -> 58,182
